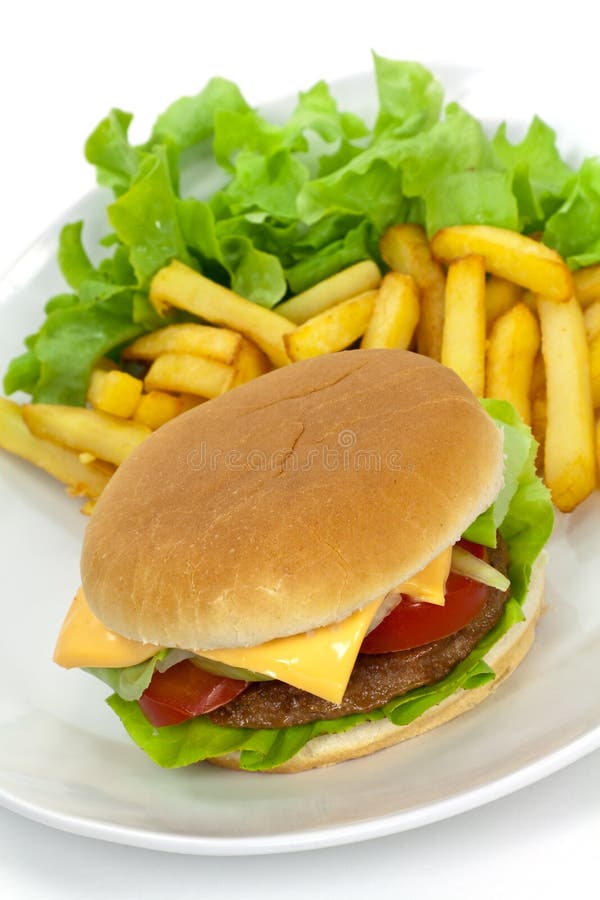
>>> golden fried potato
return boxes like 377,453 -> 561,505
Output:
231,338 -> 272,387
485,275 -> 523,329
23,404 -> 150,467
0,398 -> 114,498
87,369 -> 143,418
441,255 -> 486,397
144,353 -> 234,398
589,337 -> 600,409
573,264 -> 600,308
583,301 -> 600,342
133,391 -> 184,430
122,323 -> 244,366
284,290 -> 376,361
178,394 -> 207,412
431,225 -> 573,302
150,261 -> 294,367
485,302 -> 540,424
276,261 -> 381,324
538,296 -> 596,511
360,272 -> 420,350
380,224 -> 445,359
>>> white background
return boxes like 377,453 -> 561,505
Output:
1,1 -> 598,896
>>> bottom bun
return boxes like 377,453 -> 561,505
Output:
209,554 -> 546,774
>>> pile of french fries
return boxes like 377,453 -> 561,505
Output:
1,224 -> 599,515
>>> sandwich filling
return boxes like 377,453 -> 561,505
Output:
209,544 -> 508,729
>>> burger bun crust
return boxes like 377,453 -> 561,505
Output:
81,349 -> 504,651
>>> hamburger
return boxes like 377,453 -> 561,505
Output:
53,349 -> 553,772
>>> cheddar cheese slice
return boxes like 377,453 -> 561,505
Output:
53,588 -> 163,669
396,545 -> 452,606
196,597 -> 382,705
53,546 -> 452,703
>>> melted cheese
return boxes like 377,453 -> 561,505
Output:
53,546 -> 452,701
53,588 -> 163,669
396,545 -> 452,606
196,597 -> 382,705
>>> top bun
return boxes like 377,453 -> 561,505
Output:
81,349 -> 504,649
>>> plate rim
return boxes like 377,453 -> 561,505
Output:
1,726 -> 598,855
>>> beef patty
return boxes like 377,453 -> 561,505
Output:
210,542 -> 509,730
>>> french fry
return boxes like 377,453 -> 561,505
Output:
150,261 -> 294,367
122,323 -> 244,366
531,402 -> 547,476
581,302 -> 600,408
284,290 -> 377,362
441,255 -> 486,397
95,356 -> 119,372
485,275 -> 523,329
360,273 -> 420,350
0,398 -> 114,498
178,394 -> 207,412
589,337 -> 600,408
87,369 -> 144,418
379,224 -> 446,360
530,352 -> 547,472
23,404 -> 151,467
133,391 -> 184,430
538,296 -> 596,511
276,261 -> 381,324
573,264 -> 600,308
530,350 -> 546,400
583,301 -> 600,342
521,290 -> 538,315
231,338 -> 271,387
485,303 -> 540,425
584,302 -> 600,408
144,353 -> 234,398
431,225 -> 573,302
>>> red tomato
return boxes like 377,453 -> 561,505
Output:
139,660 -> 248,726
361,541 -> 489,654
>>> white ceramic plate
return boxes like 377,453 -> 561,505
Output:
1,67 -> 599,856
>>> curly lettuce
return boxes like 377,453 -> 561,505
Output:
4,53 -> 588,405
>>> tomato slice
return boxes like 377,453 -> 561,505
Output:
139,660 -> 248,726
361,541 -> 489,654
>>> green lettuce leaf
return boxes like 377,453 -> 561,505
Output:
85,651 -> 167,702
220,148 -> 309,220
26,292 -> 145,405
465,400 -> 554,603
492,116 -> 572,230
220,235 -> 286,308
543,157 -> 600,267
108,149 -> 191,285
84,108 -> 142,196
3,348 -> 40,396
284,80 -> 368,146
150,77 -> 252,152
464,399 -> 536,547
372,53 -> 443,138
422,169 -> 519,235
57,222 -> 97,290
284,220 -> 375,293
298,158 -> 407,232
